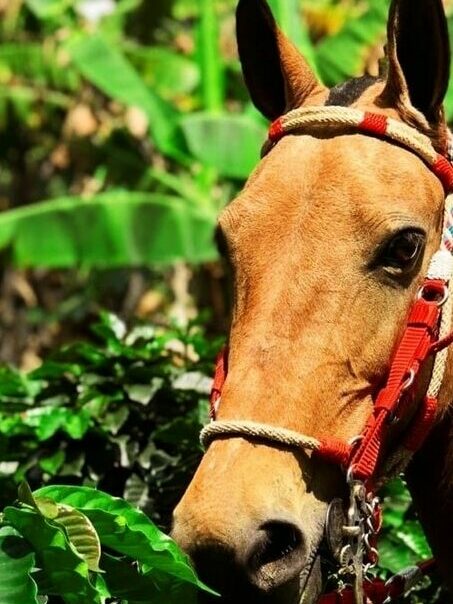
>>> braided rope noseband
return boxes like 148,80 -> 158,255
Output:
200,106 -> 453,485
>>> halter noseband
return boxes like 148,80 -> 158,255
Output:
199,106 -> 453,602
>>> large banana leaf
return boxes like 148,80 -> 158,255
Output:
66,34 -> 186,161
181,112 -> 266,179
315,0 -> 388,86
0,191 -> 217,268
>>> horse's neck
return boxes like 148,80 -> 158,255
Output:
405,410 -> 453,591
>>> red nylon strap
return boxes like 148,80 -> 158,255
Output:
350,287 -> 442,482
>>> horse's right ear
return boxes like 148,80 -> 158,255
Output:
236,0 -> 326,121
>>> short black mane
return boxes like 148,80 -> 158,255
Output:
325,75 -> 379,106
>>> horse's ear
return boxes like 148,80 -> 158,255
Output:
381,0 -> 450,125
236,0 -> 325,121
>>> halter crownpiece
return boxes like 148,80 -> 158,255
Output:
200,105 -> 453,603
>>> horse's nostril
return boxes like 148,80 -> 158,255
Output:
247,521 -> 306,591
255,521 -> 302,565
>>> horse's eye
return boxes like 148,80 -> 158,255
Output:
380,229 -> 425,272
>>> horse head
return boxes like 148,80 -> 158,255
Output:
172,0 -> 453,602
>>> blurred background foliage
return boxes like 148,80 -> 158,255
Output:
0,0 -> 452,601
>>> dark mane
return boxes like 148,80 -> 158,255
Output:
325,75 -> 379,106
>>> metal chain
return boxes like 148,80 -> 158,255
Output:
336,475 -> 381,604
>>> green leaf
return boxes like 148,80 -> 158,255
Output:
66,34 -> 186,160
0,526 -> 39,604
25,0 -> 72,19
100,552 -> 197,604
378,532 -> 418,573
35,486 -> 216,594
128,46 -> 200,99
22,407 -> 91,441
381,478 -> 412,529
39,450 -> 66,475
395,521 -> 432,560
4,506 -> 101,604
0,191 -> 217,268
181,113 -> 266,179
316,0 -> 388,86
35,499 -> 102,572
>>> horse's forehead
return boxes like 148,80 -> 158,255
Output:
223,133 -> 442,238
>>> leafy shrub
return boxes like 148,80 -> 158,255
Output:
0,312 -> 223,529
0,312 -> 441,600
0,482 -> 214,603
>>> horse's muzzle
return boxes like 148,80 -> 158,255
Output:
173,517 -> 309,603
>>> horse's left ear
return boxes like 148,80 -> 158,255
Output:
381,0 -> 451,126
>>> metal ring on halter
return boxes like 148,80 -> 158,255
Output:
401,368 -> 416,392
417,283 -> 449,307
346,465 -> 357,485
348,435 -> 363,447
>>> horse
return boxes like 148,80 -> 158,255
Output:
172,0 -> 453,602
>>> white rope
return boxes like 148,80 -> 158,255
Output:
274,106 -> 438,166
200,420 -> 321,452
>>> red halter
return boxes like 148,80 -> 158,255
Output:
204,110 -> 453,602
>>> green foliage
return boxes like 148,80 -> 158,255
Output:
0,483 -> 214,603
3,0 -> 453,269
0,312 -> 222,528
0,191 -> 217,267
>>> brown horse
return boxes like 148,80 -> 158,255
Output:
172,0 -> 453,602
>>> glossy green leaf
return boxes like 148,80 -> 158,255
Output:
0,191 -> 217,268
181,113 -> 266,179
0,526 -> 39,604
35,486 -> 216,594
3,506 -> 101,604
35,499 -> 102,572
66,34 -> 185,160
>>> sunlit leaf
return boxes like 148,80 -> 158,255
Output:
4,506 -> 101,604
35,485 -> 216,594
181,113 -> 266,179
0,191 -> 217,268
35,499 -> 102,572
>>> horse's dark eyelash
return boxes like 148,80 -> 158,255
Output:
368,227 -> 426,271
